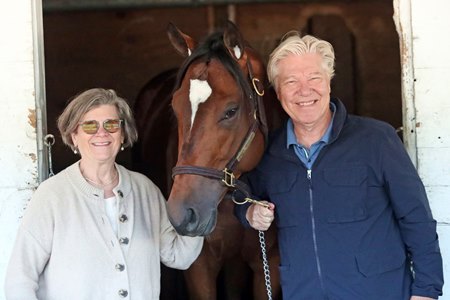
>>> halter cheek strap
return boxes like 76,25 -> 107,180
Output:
171,117 -> 259,197
246,60 -> 269,147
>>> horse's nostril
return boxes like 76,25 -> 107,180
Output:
185,208 -> 199,232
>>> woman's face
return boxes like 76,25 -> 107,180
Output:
71,104 -> 123,165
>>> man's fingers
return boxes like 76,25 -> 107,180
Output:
246,201 -> 275,231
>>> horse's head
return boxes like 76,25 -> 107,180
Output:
166,21 -> 268,236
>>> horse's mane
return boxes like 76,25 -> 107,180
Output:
174,30 -> 253,100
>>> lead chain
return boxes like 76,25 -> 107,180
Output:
233,194 -> 273,299
44,134 -> 55,177
258,230 -> 273,300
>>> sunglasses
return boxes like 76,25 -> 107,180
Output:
78,119 -> 123,134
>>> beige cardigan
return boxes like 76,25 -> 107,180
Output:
4,161 -> 203,300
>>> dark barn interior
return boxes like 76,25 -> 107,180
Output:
42,0 -> 401,299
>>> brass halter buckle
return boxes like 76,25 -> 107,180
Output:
222,168 -> 236,188
252,78 -> 265,96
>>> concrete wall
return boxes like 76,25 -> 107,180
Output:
395,0 -> 450,298
411,0 -> 450,297
0,0 -> 45,298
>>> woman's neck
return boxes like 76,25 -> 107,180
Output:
79,159 -> 119,193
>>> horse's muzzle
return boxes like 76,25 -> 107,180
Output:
167,202 -> 217,237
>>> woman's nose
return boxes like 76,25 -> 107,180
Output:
95,125 -> 109,135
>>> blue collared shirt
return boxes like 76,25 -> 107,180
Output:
286,102 -> 336,169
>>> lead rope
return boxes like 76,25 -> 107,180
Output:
44,134 -> 55,177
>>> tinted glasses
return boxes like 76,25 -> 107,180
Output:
78,119 -> 123,134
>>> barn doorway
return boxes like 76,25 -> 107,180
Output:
41,1 -> 401,299
43,0 -> 401,174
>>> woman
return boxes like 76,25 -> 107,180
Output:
4,88 -> 203,300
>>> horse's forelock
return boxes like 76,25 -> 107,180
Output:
175,30 -> 252,100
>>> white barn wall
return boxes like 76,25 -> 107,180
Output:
396,0 -> 450,298
413,0 -> 450,297
0,0 -> 448,299
0,1 -> 42,298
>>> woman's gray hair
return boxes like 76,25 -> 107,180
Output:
57,88 -> 138,151
267,31 -> 335,89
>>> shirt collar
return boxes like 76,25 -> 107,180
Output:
286,101 -> 336,148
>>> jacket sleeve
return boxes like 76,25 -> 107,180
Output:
381,127 -> 443,298
157,190 -> 203,270
4,187 -> 53,300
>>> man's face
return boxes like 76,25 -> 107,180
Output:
275,53 -> 331,130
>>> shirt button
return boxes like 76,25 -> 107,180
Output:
118,289 -> 128,297
119,214 -> 128,223
118,190 -> 123,197
119,237 -> 129,245
115,263 -> 125,272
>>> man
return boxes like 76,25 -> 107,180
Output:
234,32 -> 443,299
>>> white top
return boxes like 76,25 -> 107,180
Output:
104,196 -> 118,237
4,161 -> 203,300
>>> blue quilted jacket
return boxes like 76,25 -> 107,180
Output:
235,98 -> 443,299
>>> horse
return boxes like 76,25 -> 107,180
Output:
165,21 -> 285,299
133,21 -> 286,299
132,68 -> 179,197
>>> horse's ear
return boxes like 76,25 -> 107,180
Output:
223,21 -> 247,62
167,22 -> 197,57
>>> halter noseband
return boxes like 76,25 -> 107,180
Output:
171,58 -> 267,198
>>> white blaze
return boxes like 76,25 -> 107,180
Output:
189,79 -> 212,128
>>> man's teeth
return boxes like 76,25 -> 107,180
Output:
298,100 -> 315,106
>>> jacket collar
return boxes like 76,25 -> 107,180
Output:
328,97 -> 348,144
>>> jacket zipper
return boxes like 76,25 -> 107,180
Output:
307,168 -> 327,298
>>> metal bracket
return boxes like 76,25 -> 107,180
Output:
221,168 -> 236,187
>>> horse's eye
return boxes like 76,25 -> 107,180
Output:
222,107 -> 238,120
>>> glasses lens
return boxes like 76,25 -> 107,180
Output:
104,119 -> 122,133
80,120 -> 99,134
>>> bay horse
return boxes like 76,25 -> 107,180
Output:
133,21 -> 286,299
165,21 -> 283,299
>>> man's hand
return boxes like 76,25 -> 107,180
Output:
245,201 -> 275,231
411,296 -> 437,300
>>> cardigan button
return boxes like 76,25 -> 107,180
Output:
119,237 -> 129,245
119,214 -> 128,223
118,289 -> 128,297
115,263 -> 125,272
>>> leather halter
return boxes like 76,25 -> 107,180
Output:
172,58 -> 267,197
